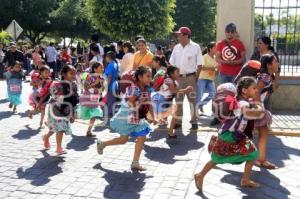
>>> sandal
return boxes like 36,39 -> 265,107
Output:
241,180 -> 261,188
56,149 -> 67,155
255,160 -> 277,170
194,174 -> 203,192
42,135 -> 50,150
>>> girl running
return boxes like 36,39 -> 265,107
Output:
42,65 -> 79,155
4,61 -> 23,113
37,66 -> 52,128
97,66 -> 153,171
77,62 -> 104,137
152,66 -> 192,128
194,77 -> 264,192
254,54 -> 279,169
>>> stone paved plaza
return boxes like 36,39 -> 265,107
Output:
0,80 -> 300,199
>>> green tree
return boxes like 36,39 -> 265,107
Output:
174,0 -> 217,44
51,0 -> 94,41
0,0 -> 60,44
86,0 -> 176,41
0,31 -> 10,45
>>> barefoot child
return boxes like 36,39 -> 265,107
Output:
97,66 -> 153,171
4,61 -> 23,113
42,65 -> 79,155
77,62 -> 104,137
194,77 -> 265,192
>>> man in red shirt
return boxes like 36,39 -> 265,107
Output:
216,23 -> 246,83
211,23 -> 246,126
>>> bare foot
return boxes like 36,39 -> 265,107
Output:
241,180 -> 260,188
42,135 -> 50,150
194,173 -> 204,192
39,122 -> 45,129
28,111 -> 33,119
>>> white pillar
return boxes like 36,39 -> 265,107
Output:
217,0 -> 255,58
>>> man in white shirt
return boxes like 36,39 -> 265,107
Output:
169,27 -> 203,130
45,42 -> 58,78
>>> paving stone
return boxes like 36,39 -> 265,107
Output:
0,81 -> 299,198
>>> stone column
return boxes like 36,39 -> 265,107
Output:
216,0 -> 255,58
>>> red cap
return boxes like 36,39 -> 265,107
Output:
174,27 -> 192,36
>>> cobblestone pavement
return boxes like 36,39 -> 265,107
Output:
0,80 -> 300,199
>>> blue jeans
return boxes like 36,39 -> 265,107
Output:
48,62 -> 57,78
218,73 -> 236,84
197,79 -> 216,106
107,91 -> 117,118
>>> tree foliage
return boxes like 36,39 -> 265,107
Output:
0,31 -> 10,45
51,0 -> 93,39
174,0 -> 217,44
86,0 -> 176,41
0,0 -> 60,44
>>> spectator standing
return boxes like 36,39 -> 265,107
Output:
3,43 -> 24,68
210,23 -> 246,126
215,23 -> 246,83
0,42 -> 6,78
45,42 -> 58,78
133,39 -> 153,69
120,41 -> 135,75
169,27 -> 203,130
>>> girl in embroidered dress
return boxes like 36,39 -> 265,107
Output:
254,54 -> 279,169
77,62 -> 104,137
42,65 -> 79,155
194,77 -> 265,192
97,66 -> 154,171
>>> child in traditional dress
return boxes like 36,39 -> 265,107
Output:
42,65 -> 79,155
152,66 -> 192,128
37,66 -> 52,128
157,66 -> 193,138
194,77 -> 265,192
27,72 -> 40,118
254,54 -> 279,169
77,62 -> 104,137
4,61 -> 23,113
97,66 -> 153,171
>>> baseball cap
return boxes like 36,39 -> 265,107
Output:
225,23 -> 237,33
174,27 -> 192,36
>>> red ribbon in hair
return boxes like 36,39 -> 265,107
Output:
225,95 -> 240,111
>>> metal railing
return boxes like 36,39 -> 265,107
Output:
255,0 -> 300,77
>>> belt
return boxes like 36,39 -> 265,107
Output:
180,72 -> 196,77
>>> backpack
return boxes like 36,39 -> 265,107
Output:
119,70 -> 136,94
234,60 -> 261,84
212,83 -> 239,121
152,69 -> 166,91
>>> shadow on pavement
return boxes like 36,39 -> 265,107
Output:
262,136 -> 300,168
66,134 -> 95,151
12,124 -> 40,140
0,98 -> 9,104
219,168 -> 290,199
16,150 -> 65,186
93,163 -> 152,199
144,131 -> 204,164
0,110 -> 14,120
